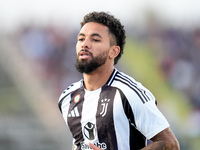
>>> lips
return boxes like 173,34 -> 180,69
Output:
78,50 -> 91,59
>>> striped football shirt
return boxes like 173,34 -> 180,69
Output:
58,68 -> 169,150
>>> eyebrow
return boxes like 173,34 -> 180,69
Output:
78,33 -> 102,38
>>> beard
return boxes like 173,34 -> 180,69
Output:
75,50 -> 109,74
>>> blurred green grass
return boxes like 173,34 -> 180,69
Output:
122,38 -> 191,121
0,67 -> 32,116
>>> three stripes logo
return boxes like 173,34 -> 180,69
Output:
68,94 -> 81,117
68,106 -> 80,117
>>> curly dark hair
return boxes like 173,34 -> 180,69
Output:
80,11 -> 126,65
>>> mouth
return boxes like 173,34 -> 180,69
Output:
78,50 -> 91,59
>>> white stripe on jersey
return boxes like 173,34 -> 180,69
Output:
81,88 -> 101,144
113,89 -> 130,150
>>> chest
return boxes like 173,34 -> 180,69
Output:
68,87 -> 118,125
64,86 -> 129,149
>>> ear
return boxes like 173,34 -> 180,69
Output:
109,46 -> 120,59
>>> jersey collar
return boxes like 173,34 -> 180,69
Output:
103,68 -> 118,88
80,68 -> 118,89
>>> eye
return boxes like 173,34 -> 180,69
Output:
92,39 -> 100,42
78,38 -> 85,42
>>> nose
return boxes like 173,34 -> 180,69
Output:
81,38 -> 90,49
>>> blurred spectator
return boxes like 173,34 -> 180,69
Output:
16,23 -> 78,97
146,26 -> 200,110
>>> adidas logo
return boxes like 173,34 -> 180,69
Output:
68,106 -> 80,117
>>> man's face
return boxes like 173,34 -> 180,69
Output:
75,22 -> 112,74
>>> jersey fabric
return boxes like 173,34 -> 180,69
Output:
58,68 -> 169,150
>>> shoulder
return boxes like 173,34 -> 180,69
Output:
112,70 -> 156,104
108,69 -> 138,88
58,79 -> 83,102
58,80 -> 83,113
112,70 -> 142,92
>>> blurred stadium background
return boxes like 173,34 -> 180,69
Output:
0,0 -> 200,149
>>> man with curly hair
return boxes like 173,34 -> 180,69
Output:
58,11 -> 180,150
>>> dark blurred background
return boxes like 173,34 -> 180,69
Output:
0,1 -> 200,150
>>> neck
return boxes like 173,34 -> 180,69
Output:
83,65 -> 114,91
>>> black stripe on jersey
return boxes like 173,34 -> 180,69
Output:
115,72 -> 150,103
68,87 -> 85,150
114,77 -> 145,103
96,86 -> 118,150
117,72 -> 150,102
118,89 -> 146,149
105,69 -> 118,86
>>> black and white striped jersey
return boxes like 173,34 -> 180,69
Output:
58,68 -> 169,150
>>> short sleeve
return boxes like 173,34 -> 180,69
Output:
133,97 -> 170,139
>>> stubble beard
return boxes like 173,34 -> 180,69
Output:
75,50 -> 109,74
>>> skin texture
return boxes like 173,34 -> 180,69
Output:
76,22 -> 120,91
72,22 -> 180,150
141,127 -> 180,150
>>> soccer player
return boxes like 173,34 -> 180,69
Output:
58,11 -> 180,150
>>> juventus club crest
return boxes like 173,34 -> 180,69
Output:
100,98 -> 110,117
